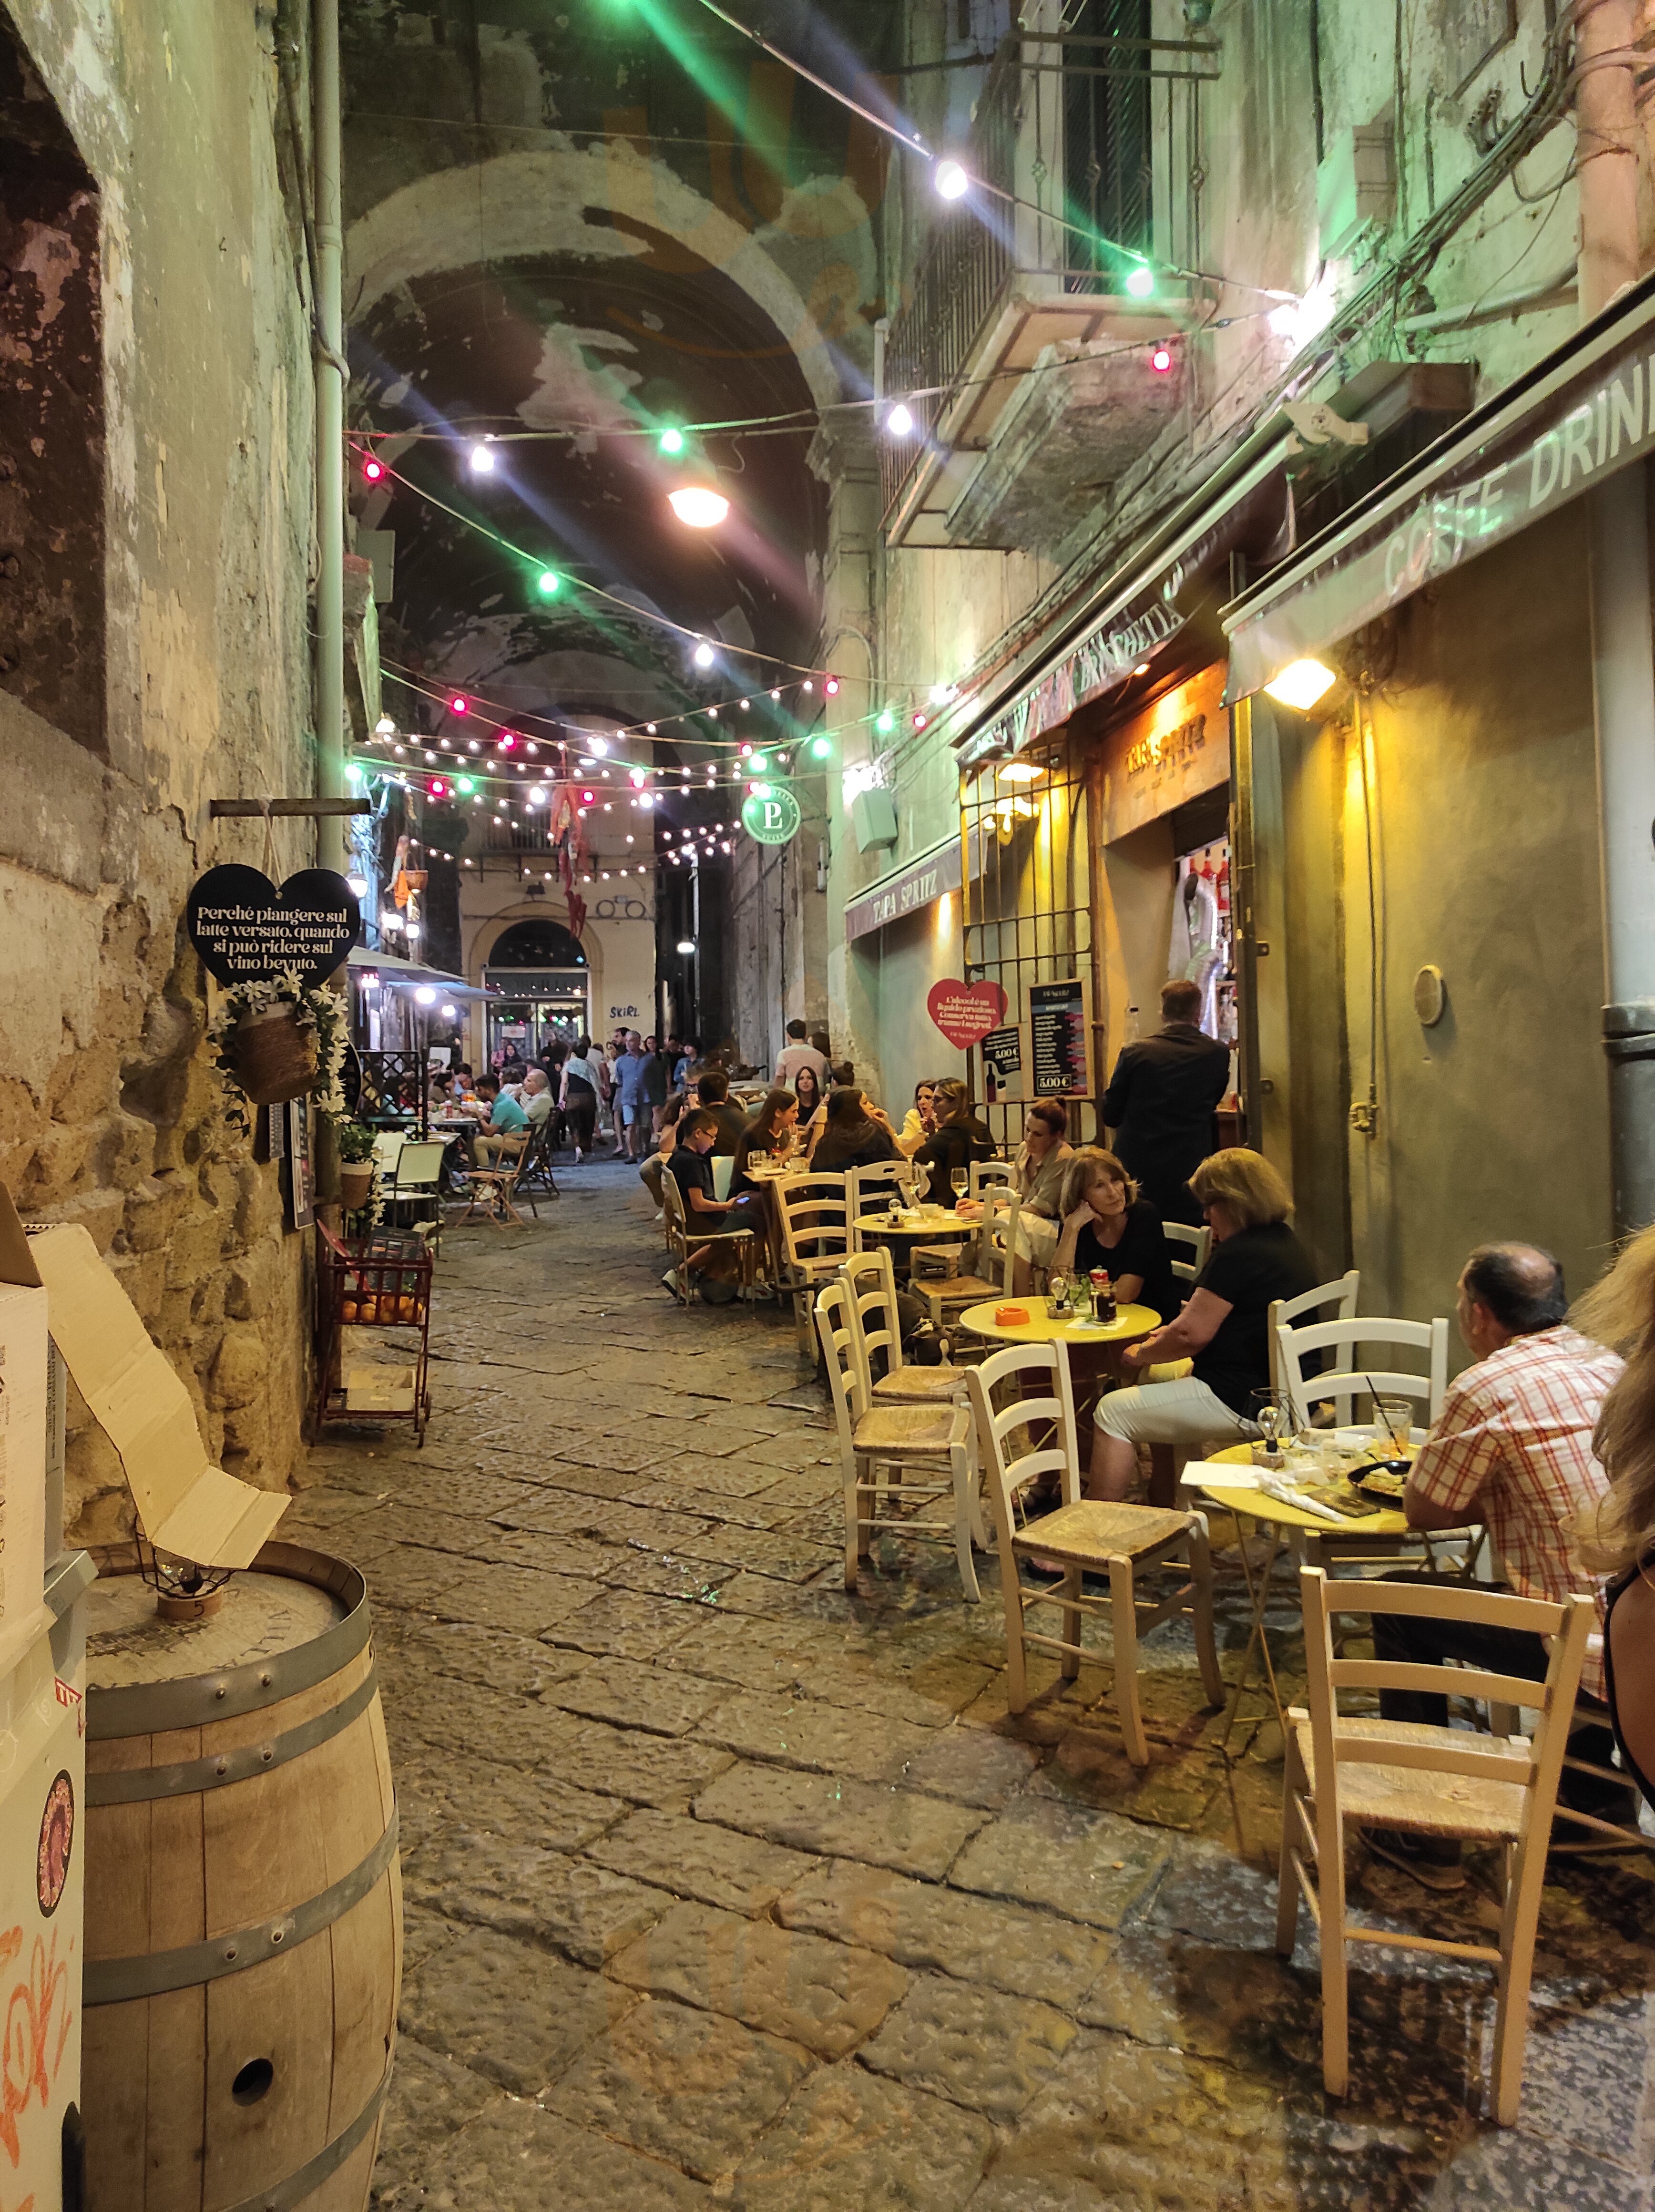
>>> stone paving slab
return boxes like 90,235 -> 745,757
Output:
586,1807 -> 821,1914
694,1762 -> 988,1880
552,1714 -> 739,1807
545,1584 -> 705,1657
542,1994 -> 811,2182
727,2063 -> 994,2210
541,1652 -> 733,1737
400,1833 -> 673,1965
400,1924 -> 632,2092
775,1861 -> 1114,2012
607,1898 -> 909,2057
414,2099 -> 715,2210
858,1971 -> 1081,2120
696,1689 -> 943,1783
947,1796 -> 1169,1930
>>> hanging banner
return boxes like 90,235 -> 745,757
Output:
1030,978 -> 1088,1095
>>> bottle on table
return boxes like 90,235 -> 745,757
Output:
1090,1270 -> 1116,1324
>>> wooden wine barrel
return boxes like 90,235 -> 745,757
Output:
82,1543 -> 401,2212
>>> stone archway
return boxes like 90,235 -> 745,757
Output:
346,145 -> 868,412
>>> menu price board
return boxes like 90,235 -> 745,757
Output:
980,1024 -> 1023,1107
1030,979 -> 1088,1096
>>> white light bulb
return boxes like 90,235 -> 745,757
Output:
886,402 -> 915,439
469,440 -> 495,475
934,160 -> 969,200
588,736 -> 609,757
693,641 -> 715,670
374,715 -> 396,737
669,486 -> 730,529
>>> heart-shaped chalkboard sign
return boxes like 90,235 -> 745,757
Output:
186,866 -> 359,987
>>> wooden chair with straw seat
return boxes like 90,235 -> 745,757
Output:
839,1247 -> 969,1406
1278,1566 -> 1594,2124
1487,1635 -> 1654,1857
816,1277 -> 980,1601
847,1160 -> 912,1250
451,1141 -> 537,1228
661,1167 -> 757,1309
911,1187 -> 1020,1333
776,1173 -> 851,1351
965,1341 -> 1223,1763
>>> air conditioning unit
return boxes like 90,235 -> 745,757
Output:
850,788 -> 898,853
1317,123 -> 1394,260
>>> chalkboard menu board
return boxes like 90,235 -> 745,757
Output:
186,865 -> 358,986
1030,978 -> 1087,1096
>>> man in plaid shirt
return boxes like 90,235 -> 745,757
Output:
1366,1243 -> 1627,1889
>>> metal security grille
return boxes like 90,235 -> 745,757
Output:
1063,0 -> 1154,278
960,730 -> 1102,1157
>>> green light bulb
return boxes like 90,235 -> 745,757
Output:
455,776 -> 475,795
750,751 -> 768,772
536,569 -> 562,597
658,427 -> 685,457
809,735 -> 833,760
875,709 -> 897,735
1125,264 -> 1155,299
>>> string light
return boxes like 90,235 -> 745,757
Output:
885,403 -> 915,439
469,440 -> 496,475
536,569 -> 562,597
658,427 -> 685,457
361,454 -> 385,484
693,642 -> 715,670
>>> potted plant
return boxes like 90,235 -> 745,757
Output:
208,970 -> 347,1130
335,1121 -> 378,1211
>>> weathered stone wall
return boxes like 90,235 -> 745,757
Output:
1,0 -> 319,1536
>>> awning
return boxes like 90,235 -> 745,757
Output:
1224,268 -> 1655,699
347,946 -> 498,1000
954,434 -> 1294,768
845,831 -> 977,943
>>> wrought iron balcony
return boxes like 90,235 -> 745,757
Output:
879,19 -> 1218,553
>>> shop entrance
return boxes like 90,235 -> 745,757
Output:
482,919 -> 590,1065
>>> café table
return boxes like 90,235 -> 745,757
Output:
957,1295 -> 1161,1442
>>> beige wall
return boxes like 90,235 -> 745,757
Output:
1253,507 -> 1611,1329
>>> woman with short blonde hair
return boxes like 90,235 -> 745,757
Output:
1088,1147 -> 1317,1501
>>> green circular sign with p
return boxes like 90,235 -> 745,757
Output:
741,784 -> 801,845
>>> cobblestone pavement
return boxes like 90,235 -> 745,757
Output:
286,1164 -> 1655,2209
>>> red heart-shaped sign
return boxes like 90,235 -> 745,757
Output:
927,978 -> 1008,1049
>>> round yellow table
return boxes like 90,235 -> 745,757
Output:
862,1204 -> 969,1238
957,1298 -> 1160,1348
1188,1441 -> 1417,1742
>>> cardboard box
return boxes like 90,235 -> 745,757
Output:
0,1282 -> 48,1657
344,1364 -> 418,1413
0,1188 -> 286,1571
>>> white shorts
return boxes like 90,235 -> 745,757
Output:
1094,1375 -> 1254,1448
1014,1213 -> 1061,1267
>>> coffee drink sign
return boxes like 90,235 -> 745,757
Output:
186,865 -> 359,986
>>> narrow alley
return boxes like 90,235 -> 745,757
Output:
269,1176 -> 1655,2212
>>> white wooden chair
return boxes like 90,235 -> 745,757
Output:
1161,1219 -> 1211,1303
1268,1270 -> 1362,1414
1274,1314 -> 1449,1435
970,1160 -> 1014,1199
848,1160 -> 913,1250
839,1248 -> 968,1407
1486,1634 -> 1654,1856
776,1173 -> 851,1351
660,1168 -> 757,1308
816,1278 -> 979,1600
965,1342 -> 1223,1763
912,1187 -> 1020,1332
1279,1567 -> 1594,2124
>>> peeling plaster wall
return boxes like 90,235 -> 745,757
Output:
1,1 -> 318,1537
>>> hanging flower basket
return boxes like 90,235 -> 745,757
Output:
230,1004 -> 319,1106
209,969 -> 348,1136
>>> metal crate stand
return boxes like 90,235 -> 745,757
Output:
314,1222 -> 433,1444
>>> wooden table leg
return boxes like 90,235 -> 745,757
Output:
1147,1444 -> 1178,1509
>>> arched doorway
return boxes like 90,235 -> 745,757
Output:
483,919 -> 591,1065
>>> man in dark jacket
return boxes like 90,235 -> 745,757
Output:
696,1068 -> 751,1155
1100,979 -> 1230,1223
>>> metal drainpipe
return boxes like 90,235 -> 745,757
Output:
1577,0 -> 1655,1237
314,0 -> 347,873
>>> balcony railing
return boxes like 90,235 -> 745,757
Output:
879,19 -> 1218,533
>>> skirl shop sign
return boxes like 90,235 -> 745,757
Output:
741,784 -> 802,845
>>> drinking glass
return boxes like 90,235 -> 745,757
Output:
950,1168 -> 970,1204
1374,1394 -> 1415,1456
